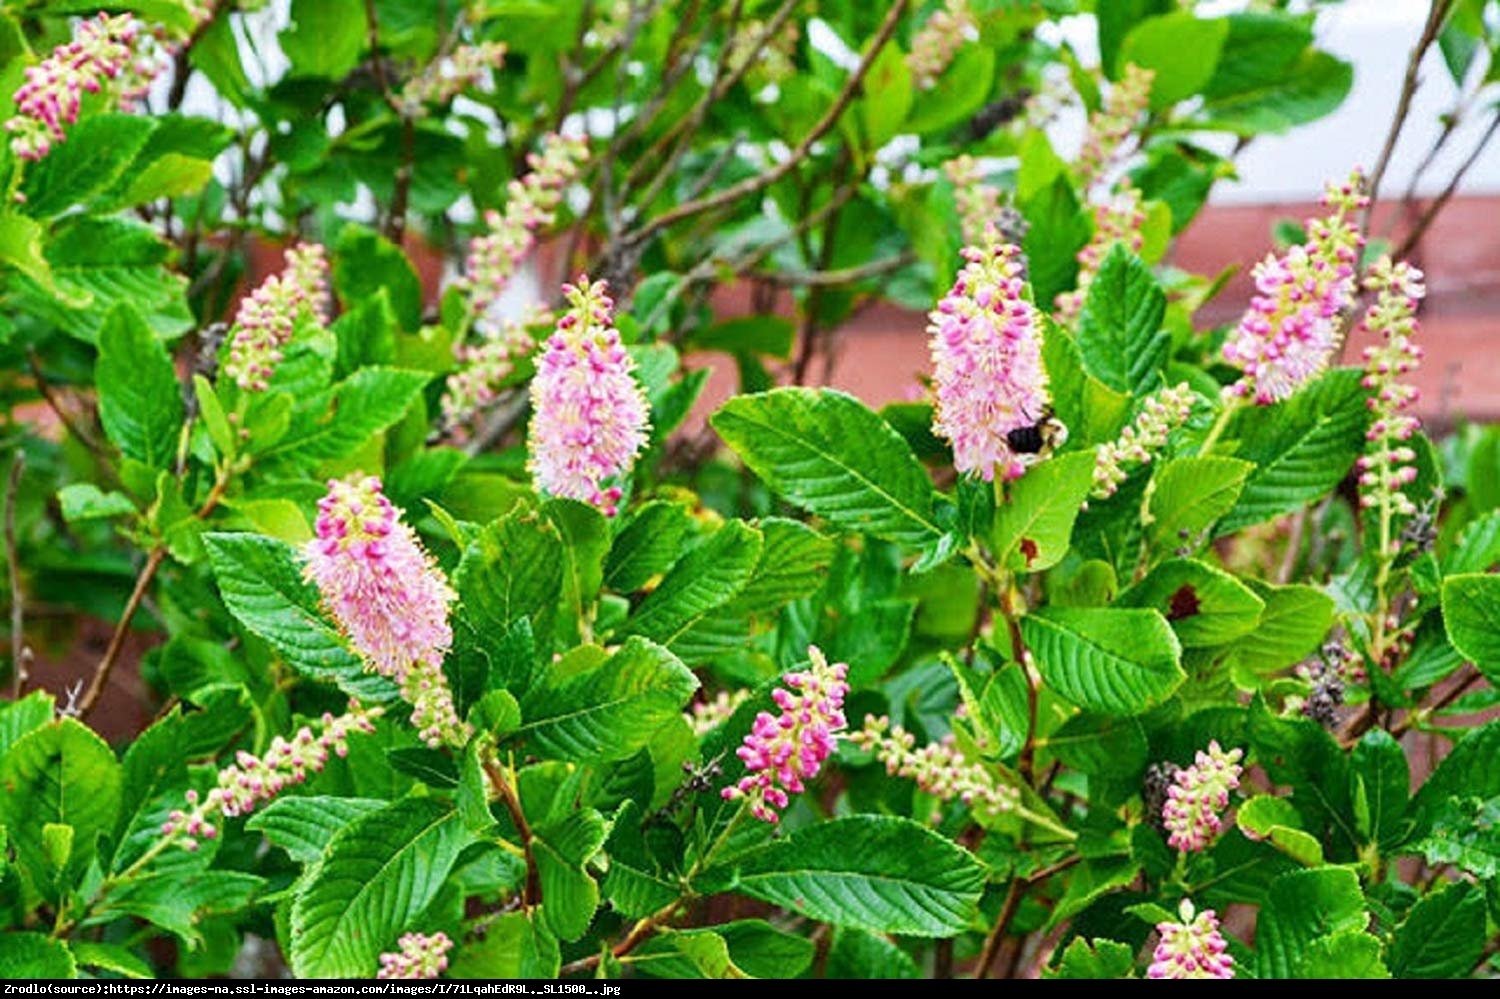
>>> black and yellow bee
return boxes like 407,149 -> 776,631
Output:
1006,408 -> 1069,458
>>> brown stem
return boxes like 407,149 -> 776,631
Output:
1394,112 -> 1500,260
1362,0 -> 1454,236
1388,668 -> 1485,737
7,453 -> 26,698
486,757 -> 541,907
759,253 -> 914,288
975,879 -> 1025,980
387,117 -> 416,245
77,471 -> 231,719
559,902 -> 680,976
1000,587 -> 1038,784
620,0 -> 910,247
77,547 -> 166,718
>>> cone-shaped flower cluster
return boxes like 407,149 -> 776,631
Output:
944,155 -> 1001,246
908,0 -> 977,90
377,931 -> 454,980
463,134 -> 588,327
1148,900 -> 1235,979
1223,171 -> 1367,404
688,689 -> 749,738
722,647 -> 850,824
928,229 -> 1051,482
304,476 -> 469,748
223,242 -> 332,391
6,14 -> 163,161
440,309 -> 547,435
162,703 -> 381,848
1075,63 -> 1154,194
528,277 -> 650,515
849,715 -> 1018,823
1092,383 -> 1195,499
1055,188 -> 1147,322
1357,257 -> 1425,522
1162,741 -> 1244,852
399,42 -> 507,115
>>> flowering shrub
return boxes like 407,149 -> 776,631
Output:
0,0 -> 1496,983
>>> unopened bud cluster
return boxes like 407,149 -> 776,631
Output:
377,931 -> 454,980
1148,900 -> 1235,979
223,243 -> 331,391
163,704 -> 381,848
399,42 -> 507,115
1162,741 -> 1243,852
1092,383 -> 1195,498
908,0 -> 977,90
849,715 -> 1019,824
440,309 -> 548,436
688,689 -> 750,737
1357,257 -> 1425,522
1075,64 -> 1153,194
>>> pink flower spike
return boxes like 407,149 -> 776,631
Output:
304,476 -> 470,748
721,647 -> 850,824
1222,170 -> 1367,404
928,229 -> 1052,482
1357,256 -> 1425,527
527,276 -> 650,515
1148,899 -> 1235,979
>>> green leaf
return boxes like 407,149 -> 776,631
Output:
281,0 -> 365,79
103,870 -> 265,946
518,637 -> 698,763
712,388 -> 941,548
58,483 -> 136,523
0,932 -> 76,977
0,690 -> 54,759
95,304 -> 184,469
0,719 -> 121,899
825,927 -> 920,979
858,44 -> 912,148
622,521 -> 762,648
1119,13 -> 1229,107
1075,245 -> 1168,394
717,919 -> 815,979
21,114 -> 155,218
12,218 -> 192,341
247,796 -> 387,864
1199,50 -> 1353,135
906,44 -> 995,134
1247,696 -> 1352,842
0,212 -> 54,289
1388,881 -> 1485,979
1299,931 -> 1389,979
70,941 -> 153,979
604,500 -> 695,592
603,801 -> 678,918
1020,606 -> 1184,715
1349,730 -> 1410,849
266,367 -> 431,462
112,709 -> 192,873
448,911 -> 559,978
290,797 -> 472,978
710,815 -> 984,937
1203,12 -> 1315,100
454,507 -> 563,657
689,316 -> 795,359
332,226 -> 422,330
1406,796 -> 1500,879
1232,580 -> 1333,672
1118,559 -> 1264,648
1146,456 -> 1252,547
1049,937 -> 1136,979
992,452 -> 1096,572
1042,322 -> 1132,447
332,290 -> 398,377
634,929 -> 738,978
1254,867 -> 1368,979
1217,368 -> 1369,534
1021,176 -> 1091,306
546,498 -> 609,632
1409,720 -> 1500,839
533,808 -> 609,942
1236,796 -> 1324,866
1442,573 -> 1500,686
203,532 -> 398,702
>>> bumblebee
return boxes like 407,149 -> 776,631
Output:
1006,409 -> 1069,457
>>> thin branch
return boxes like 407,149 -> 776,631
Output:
558,902 -> 681,976
1394,112 -> 1500,260
620,0 -> 911,248
7,453 -> 27,698
1362,0 -> 1455,235
27,351 -> 109,461
976,879 -> 1025,980
78,472 -> 231,719
485,756 -> 541,907
758,252 -> 914,288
